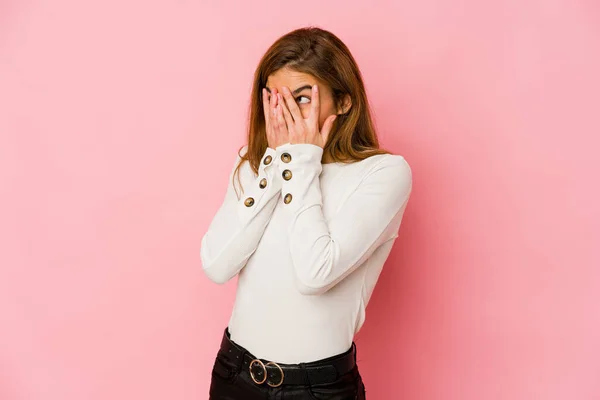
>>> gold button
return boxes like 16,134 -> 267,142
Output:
263,155 -> 272,165
283,193 -> 292,204
259,178 -> 267,189
281,153 -> 291,163
244,197 -> 255,207
282,170 -> 292,181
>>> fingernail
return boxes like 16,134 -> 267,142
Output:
313,84 -> 318,92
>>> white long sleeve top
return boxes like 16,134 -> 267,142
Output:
200,143 -> 412,363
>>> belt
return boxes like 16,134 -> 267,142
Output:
219,328 -> 357,387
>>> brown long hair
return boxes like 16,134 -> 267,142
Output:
234,26 -> 388,192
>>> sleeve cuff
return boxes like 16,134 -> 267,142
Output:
236,147 -> 282,225
275,143 -> 323,165
274,143 -> 324,216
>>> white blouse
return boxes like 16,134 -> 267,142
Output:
200,143 -> 412,363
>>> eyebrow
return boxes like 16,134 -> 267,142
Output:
265,85 -> 313,96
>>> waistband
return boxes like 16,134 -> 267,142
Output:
218,327 -> 357,387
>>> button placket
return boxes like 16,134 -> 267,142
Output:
275,144 -> 325,209
280,152 -> 292,163
282,169 -> 292,181
257,148 -> 278,192
278,150 -> 294,204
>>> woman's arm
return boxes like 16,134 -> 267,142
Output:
200,146 -> 282,284
275,143 -> 412,295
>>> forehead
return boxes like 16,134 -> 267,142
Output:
266,68 -> 317,89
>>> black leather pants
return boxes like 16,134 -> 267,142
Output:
209,328 -> 366,399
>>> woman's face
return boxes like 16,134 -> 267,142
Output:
265,68 -> 348,130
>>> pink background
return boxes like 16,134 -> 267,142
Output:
1,1 -> 599,399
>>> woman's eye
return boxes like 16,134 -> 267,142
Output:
296,96 -> 311,105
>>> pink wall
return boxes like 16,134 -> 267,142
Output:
1,1 -> 599,399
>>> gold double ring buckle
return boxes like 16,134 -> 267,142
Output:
249,359 -> 284,387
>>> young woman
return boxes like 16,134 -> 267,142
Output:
200,26 -> 412,399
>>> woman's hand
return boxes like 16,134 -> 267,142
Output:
278,84 -> 337,148
262,88 -> 289,149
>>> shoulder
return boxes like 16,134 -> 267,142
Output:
368,153 -> 410,172
354,153 -> 412,204
357,153 -> 412,183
